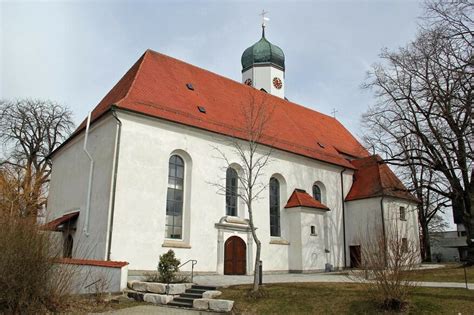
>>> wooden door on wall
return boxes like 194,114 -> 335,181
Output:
224,236 -> 246,275
350,245 -> 361,268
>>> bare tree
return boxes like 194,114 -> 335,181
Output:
364,132 -> 450,261
362,0 -> 473,263
357,224 -> 420,312
211,93 -> 275,293
0,99 -> 74,217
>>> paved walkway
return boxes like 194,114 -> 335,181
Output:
95,305 -> 219,314
192,272 -> 473,290
193,272 -> 352,287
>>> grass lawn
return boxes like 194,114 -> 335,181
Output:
403,264 -> 474,283
220,283 -> 474,315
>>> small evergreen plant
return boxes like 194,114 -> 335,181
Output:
158,249 -> 180,283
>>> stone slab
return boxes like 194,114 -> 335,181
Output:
143,293 -> 174,305
146,282 -> 166,294
167,283 -> 186,294
131,281 -> 148,292
209,299 -> 234,312
202,290 -> 222,299
193,298 -> 210,310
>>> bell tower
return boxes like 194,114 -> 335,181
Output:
241,12 -> 285,99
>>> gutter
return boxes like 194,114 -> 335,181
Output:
107,106 -> 122,261
340,168 -> 347,268
82,112 -> 94,237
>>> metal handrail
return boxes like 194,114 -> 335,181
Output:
179,259 -> 197,283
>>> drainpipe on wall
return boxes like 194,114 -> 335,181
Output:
107,106 -> 122,261
340,168 -> 347,268
83,112 -> 94,237
380,196 -> 387,267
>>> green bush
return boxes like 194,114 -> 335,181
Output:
157,250 -> 180,283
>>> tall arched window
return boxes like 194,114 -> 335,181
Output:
226,168 -> 238,216
269,177 -> 281,237
313,184 -> 321,202
166,155 -> 184,239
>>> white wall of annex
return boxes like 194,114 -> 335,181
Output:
383,197 -> 421,262
109,111 -> 352,272
47,115 -> 118,260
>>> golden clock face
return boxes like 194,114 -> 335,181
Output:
244,78 -> 253,86
273,77 -> 282,89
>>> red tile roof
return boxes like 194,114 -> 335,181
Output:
59,49 -> 369,169
57,258 -> 128,268
345,155 -> 419,202
285,189 -> 329,210
42,211 -> 79,231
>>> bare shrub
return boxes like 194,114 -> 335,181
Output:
86,272 -> 111,304
0,216 -> 74,313
359,227 -> 420,311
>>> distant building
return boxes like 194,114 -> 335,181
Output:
430,225 -> 468,262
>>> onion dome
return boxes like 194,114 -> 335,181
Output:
241,27 -> 285,72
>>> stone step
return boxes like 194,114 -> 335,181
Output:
181,293 -> 203,299
186,288 -> 207,294
168,301 -> 193,308
174,297 -> 196,304
192,285 -> 217,291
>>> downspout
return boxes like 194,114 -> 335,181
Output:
380,196 -> 387,267
107,106 -> 122,261
340,168 -> 347,268
83,112 -> 94,237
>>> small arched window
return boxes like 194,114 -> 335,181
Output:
226,168 -> 238,216
166,155 -> 184,239
313,184 -> 322,202
269,177 -> 281,237
63,234 -> 73,258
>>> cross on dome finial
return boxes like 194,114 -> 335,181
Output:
260,10 -> 269,37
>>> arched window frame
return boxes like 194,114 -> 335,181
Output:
226,167 -> 238,216
165,155 -> 185,239
269,177 -> 281,237
313,184 -> 322,202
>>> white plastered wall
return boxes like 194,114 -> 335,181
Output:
345,196 -> 421,266
47,115 -> 118,260
109,111 -> 352,272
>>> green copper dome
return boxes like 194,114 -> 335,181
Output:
241,28 -> 285,72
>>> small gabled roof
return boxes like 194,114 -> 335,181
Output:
42,211 -> 79,231
53,49 -> 369,169
345,155 -> 419,203
285,189 -> 329,210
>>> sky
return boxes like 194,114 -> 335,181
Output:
0,0 -> 456,227
1,0 -> 425,133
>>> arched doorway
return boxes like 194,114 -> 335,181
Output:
224,236 -> 246,275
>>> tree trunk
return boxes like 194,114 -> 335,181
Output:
247,200 -> 261,292
421,224 -> 432,262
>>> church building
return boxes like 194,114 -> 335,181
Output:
46,25 -> 420,274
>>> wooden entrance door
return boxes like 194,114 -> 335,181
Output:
224,236 -> 246,275
350,245 -> 361,268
